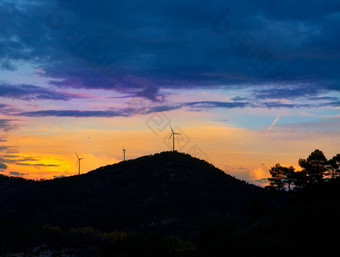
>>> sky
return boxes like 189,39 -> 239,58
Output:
0,0 -> 339,185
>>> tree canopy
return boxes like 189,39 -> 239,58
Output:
267,149 -> 339,191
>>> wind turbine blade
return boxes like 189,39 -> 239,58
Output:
168,134 -> 173,140
75,153 -> 79,160
170,125 -> 174,133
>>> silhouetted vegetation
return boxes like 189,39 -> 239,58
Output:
0,151 -> 339,256
267,149 -> 340,191
0,224 -> 196,256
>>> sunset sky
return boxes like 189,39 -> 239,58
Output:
0,0 -> 339,185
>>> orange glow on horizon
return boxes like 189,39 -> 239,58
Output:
2,118 -> 339,186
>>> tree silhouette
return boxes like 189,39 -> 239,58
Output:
328,154 -> 340,179
267,164 -> 295,191
298,149 -> 328,185
283,166 -> 295,191
268,164 -> 285,191
267,149 -> 340,191
292,170 -> 308,189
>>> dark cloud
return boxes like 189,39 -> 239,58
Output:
0,156 -> 40,164
258,99 -> 340,109
9,171 -> 28,176
0,154 -> 60,170
17,109 -> 133,118
0,82 -> 88,101
0,163 -> 7,169
252,85 -> 322,100
259,102 -> 313,109
184,101 -> 249,109
145,105 -> 182,114
231,96 -> 248,101
16,163 -> 59,167
0,0 -> 338,100
245,84 -> 340,108
135,86 -> 164,102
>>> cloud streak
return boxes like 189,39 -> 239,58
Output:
14,97 -> 340,118
16,100 -> 249,118
0,82 -> 89,101
15,163 -> 59,167
0,119 -> 19,132
0,163 -> 7,169
17,109 -> 133,118
9,171 -> 28,176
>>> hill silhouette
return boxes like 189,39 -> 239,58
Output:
0,151 -> 271,237
1,152 -> 339,256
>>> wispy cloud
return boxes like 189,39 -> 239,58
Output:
16,100 -> 249,118
0,103 -> 20,115
0,119 -> 19,132
252,85 -> 323,100
0,153 -> 59,172
16,163 -> 59,167
0,82 -> 89,101
9,171 -> 28,176
16,109 -> 133,118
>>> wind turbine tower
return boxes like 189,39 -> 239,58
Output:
75,153 -> 84,175
168,125 -> 181,152
123,147 -> 127,161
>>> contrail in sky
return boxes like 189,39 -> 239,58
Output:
267,115 -> 280,134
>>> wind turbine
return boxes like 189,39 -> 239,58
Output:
123,147 -> 127,161
75,153 -> 84,175
168,125 -> 181,152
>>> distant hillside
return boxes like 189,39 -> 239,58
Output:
0,151 -> 273,237
1,153 -> 338,256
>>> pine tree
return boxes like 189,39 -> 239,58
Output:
299,149 -> 328,185
268,163 -> 285,191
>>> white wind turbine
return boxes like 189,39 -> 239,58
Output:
75,153 -> 84,175
168,125 -> 181,152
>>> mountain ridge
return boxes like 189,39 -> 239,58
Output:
0,151 -> 271,237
